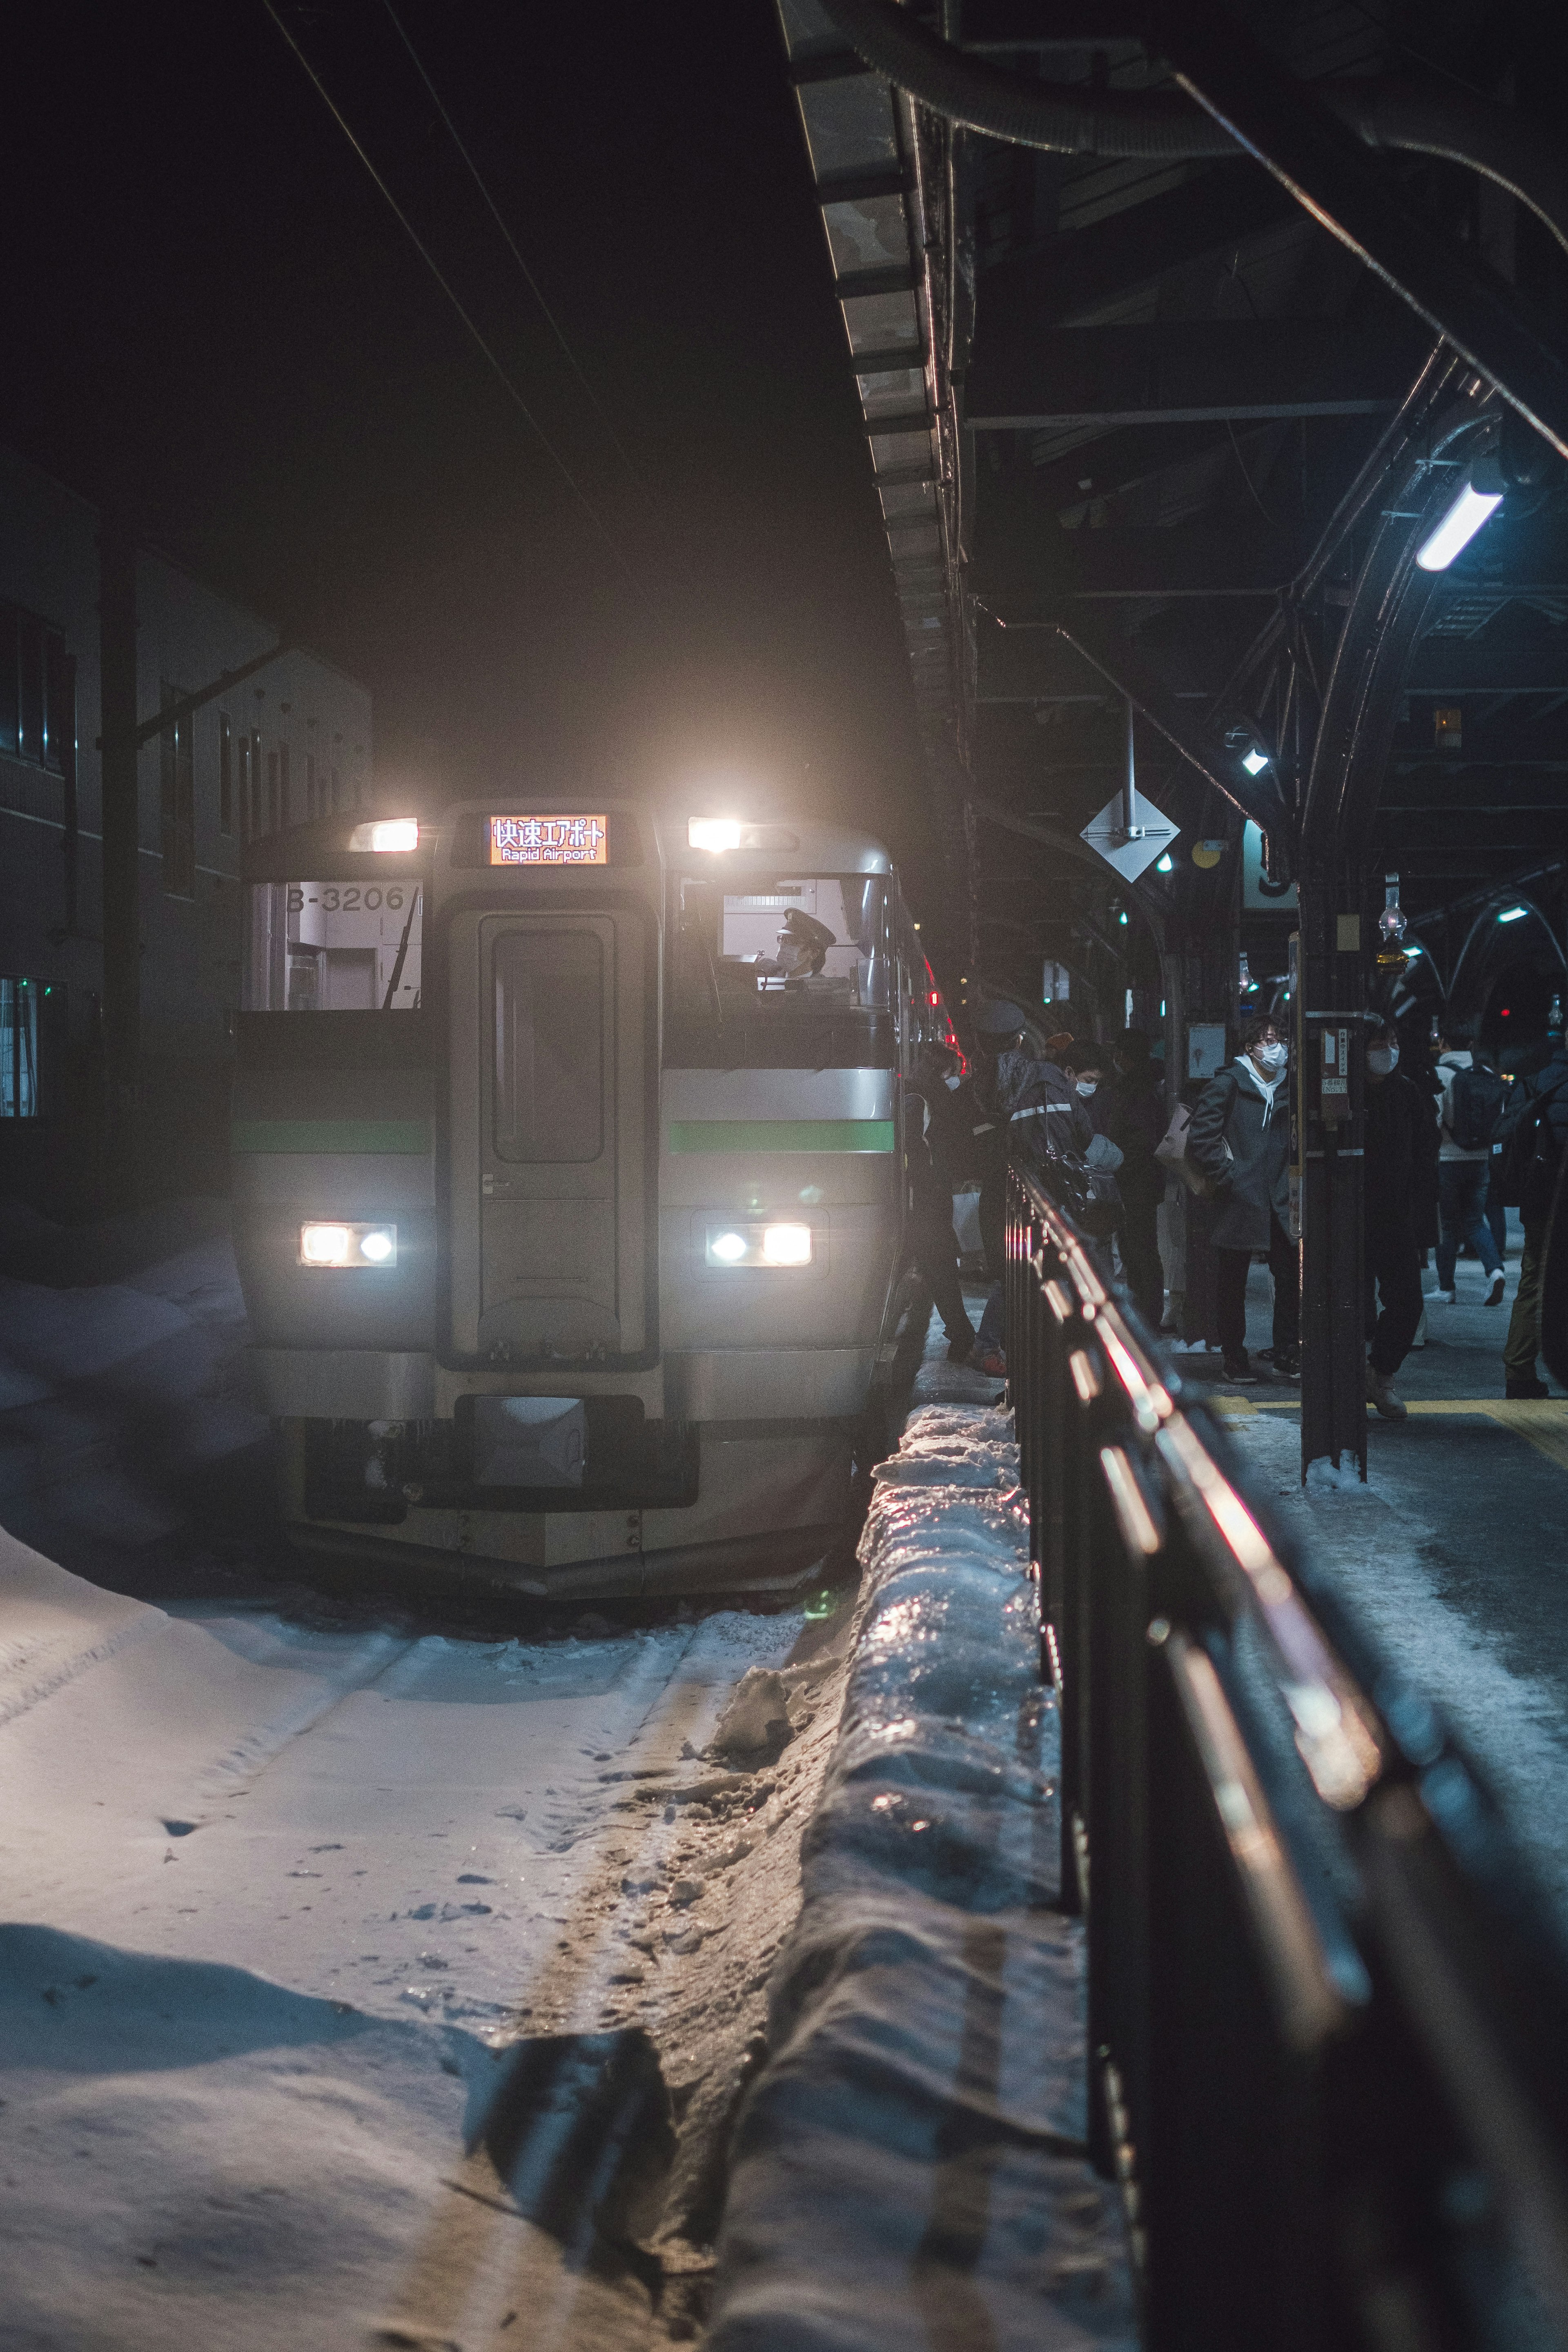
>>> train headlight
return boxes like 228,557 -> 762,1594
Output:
704,1222 -> 814,1268
349,818 -> 419,853
299,1221 -> 398,1268
761,1223 -> 812,1265
688,817 -> 744,852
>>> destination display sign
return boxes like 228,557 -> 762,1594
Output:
489,814 -> 608,866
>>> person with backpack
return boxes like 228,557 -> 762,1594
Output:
1497,1027 -> 1568,1398
1187,1015 -> 1297,1384
1433,1022 -> 1507,1305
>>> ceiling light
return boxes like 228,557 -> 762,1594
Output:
1155,853 -> 1174,873
1241,747 -> 1270,777
688,817 -> 744,852
349,818 -> 419,853
1497,905 -> 1528,923
1415,457 -> 1504,571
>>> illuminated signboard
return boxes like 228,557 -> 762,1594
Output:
490,814 -> 608,866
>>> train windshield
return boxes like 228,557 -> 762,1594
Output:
243,881 -> 423,1011
666,874 -> 893,1067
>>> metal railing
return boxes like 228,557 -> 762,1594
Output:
1007,1160 -> 1568,2351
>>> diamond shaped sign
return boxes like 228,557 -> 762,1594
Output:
1080,788 -> 1179,884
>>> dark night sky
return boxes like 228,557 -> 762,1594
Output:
4,2 -> 935,898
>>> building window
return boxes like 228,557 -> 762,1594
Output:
0,979 -> 38,1118
0,604 -> 68,773
219,713 -> 233,835
160,682 -> 195,898
279,741 -> 291,829
250,731 -> 263,834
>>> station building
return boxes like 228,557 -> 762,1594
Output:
0,445 -> 372,1212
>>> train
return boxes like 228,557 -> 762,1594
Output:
232,798 -> 944,1598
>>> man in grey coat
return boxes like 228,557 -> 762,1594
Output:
1187,1015 -> 1298,1384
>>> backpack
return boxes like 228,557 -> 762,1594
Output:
1155,1091 -> 1234,1197
1499,1071 -> 1568,1218
1446,1063 -> 1507,1152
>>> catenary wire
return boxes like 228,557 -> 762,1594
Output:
379,0 -> 644,488
260,0 -> 637,582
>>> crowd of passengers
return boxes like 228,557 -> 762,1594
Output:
906,1000 -> 1568,1412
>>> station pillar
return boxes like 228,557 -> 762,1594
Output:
1296,854 -> 1368,1480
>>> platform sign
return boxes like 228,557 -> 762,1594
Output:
490,814 -> 608,866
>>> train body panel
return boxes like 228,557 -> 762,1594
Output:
232,799 -> 932,1595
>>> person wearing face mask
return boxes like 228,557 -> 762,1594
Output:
1187,1015 -> 1297,1383
1363,1020 -> 1440,1419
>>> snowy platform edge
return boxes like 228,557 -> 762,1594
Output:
706,1404 -> 1136,2352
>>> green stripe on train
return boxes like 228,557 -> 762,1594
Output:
667,1118 -> 895,1154
231,1119 -> 431,1155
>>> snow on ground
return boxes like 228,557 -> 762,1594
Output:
0,1216 -> 864,2348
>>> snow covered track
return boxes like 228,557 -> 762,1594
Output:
708,1406 -> 1135,2352
0,1513 -> 857,2348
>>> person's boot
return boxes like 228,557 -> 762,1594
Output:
946,1327 -> 976,1363
1485,1271 -> 1506,1306
1365,1361 -> 1408,1421
1506,1374 -> 1550,1400
1221,1350 -> 1256,1384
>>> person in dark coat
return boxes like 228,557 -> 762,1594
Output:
1498,1031 -> 1568,1396
966,999 -> 1033,1281
1187,1014 -> 1296,1383
1363,1021 -> 1440,1419
906,1043 -> 976,1361
1108,1030 -> 1167,1330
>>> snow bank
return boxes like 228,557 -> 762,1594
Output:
708,1406 -> 1134,2351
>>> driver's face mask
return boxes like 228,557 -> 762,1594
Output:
1368,1043 -> 1399,1076
1254,1039 -> 1287,1072
775,934 -> 815,979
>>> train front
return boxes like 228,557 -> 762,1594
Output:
232,803 -> 904,1597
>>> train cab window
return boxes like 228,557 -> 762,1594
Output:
492,928 -> 605,1163
243,881 -> 423,1011
667,874 -> 895,1068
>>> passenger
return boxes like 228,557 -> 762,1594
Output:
907,1043 -> 977,1363
1187,1015 -> 1297,1385
1433,1022 -> 1506,1305
1363,1021 -> 1439,1421
967,998 -> 1034,1282
1497,1025 -> 1568,1398
1107,1030 -> 1167,1330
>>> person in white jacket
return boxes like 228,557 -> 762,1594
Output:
1433,1024 -> 1505,1305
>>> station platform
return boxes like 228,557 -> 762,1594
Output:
1178,1235 -> 1568,1924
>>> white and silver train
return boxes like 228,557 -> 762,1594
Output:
233,800 -> 944,1597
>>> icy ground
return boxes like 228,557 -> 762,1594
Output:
0,1214 -> 861,2349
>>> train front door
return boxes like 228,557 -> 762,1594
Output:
448,910 -> 653,1363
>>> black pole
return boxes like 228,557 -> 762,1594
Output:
1297,857 -> 1369,1480
98,506 -> 140,1205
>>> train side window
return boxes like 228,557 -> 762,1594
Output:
492,928 -> 604,1163
242,881 -> 423,1011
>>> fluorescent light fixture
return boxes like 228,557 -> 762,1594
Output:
1155,853 -> 1174,873
704,1222 -> 813,1268
349,818 -> 419,853
1415,463 -> 1504,571
688,817 -> 744,852
299,1221 -> 398,1268
1498,905 -> 1528,923
1241,747 -> 1270,776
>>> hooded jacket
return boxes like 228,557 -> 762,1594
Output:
1187,1053 -> 1291,1251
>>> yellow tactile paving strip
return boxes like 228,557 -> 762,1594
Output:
1208,1394 -> 1568,1475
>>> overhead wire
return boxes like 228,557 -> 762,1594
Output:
379,0 -> 644,490
259,0 -> 638,584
